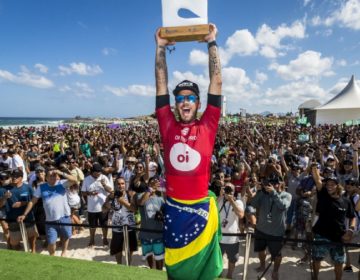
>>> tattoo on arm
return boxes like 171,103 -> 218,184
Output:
208,45 -> 222,95
209,47 -> 221,78
155,46 -> 169,95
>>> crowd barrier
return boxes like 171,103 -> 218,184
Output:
1,218 -> 360,280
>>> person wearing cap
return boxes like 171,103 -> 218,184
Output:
248,175 -> 291,280
311,166 -> 357,280
337,143 -> 359,187
18,167 -> 77,256
0,169 -> 37,252
0,148 -> 13,171
81,162 -> 113,247
155,23 -> 223,279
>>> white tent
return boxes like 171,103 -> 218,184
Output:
316,75 -> 360,125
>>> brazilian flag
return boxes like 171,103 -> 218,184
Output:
164,196 -> 223,280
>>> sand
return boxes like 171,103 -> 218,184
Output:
0,226 -> 359,279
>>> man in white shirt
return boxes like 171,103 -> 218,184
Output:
0,149 -> 13,170
217,183 -> 244,279
9,149 -> 27,182
81,163 -> 113,247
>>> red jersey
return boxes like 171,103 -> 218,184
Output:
156,100 -> 220,200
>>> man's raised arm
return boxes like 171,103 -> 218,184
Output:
206,24 -> 222,96
155,29 -> 174,96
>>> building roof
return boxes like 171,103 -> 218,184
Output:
316,75 -> 360,110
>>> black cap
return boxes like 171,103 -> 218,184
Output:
148,175 -> 160,184
173,80 -> 200,96
0,172 -> 10,180
324,175 -> 339,184
91,163 -> 103,173
11,169 -> 23,178
323,166 -> 334,174
345,177 -> 358,186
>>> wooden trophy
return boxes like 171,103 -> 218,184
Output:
160,0 -> 209,42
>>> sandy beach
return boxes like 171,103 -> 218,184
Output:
1,225 -> 359,279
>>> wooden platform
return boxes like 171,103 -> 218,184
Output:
160,24 -> 210,42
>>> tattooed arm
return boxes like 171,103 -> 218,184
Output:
205,24 -> 222,96
155,28 -> 175,96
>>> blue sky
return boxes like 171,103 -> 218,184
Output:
0,0 -> 359,117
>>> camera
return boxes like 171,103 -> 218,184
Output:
154,210 -> 164,222
222,219 -> 229,228
114,190 -> 123,198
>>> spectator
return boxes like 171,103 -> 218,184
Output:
217,182 -> 244,279
311,166 -> 357,280
0,169 -> 37,252
135,176 -> 165,270
81,163 -> 113,247
18,167 -> 77,256
104,176 -> 137,264
248,176 -> 292,280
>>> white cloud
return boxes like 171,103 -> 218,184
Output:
255,21 -> 306,58
189,49 -> 208,66
259,81 -> 327,107
102,48 -> 117,56
304,0 -> 312,6
59,83 -> 95,98
0,68 -> 54,89
59,85 -> 72,92
74,82 -> 95,97
269,50 -> 334,80
255,71 -> 268,84
225,29 -> 259,56
104,84 -> 155,97
58,62 -> 103,76
336,59 -> 347,66
34,63 -> 48,73
311,0 -> 360,30
211,20 -> 306,65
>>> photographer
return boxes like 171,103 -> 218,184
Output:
248,175 -> 292,280
217,183 -> 244,279
135,175 -> 165,270
103,176 -> 137,265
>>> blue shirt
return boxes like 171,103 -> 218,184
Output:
0,184 -> 34,222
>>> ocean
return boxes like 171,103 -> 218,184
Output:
0,117 -> 69,128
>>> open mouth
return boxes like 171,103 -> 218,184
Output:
182,108 -> 191,116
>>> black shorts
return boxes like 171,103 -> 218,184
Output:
254,229 -> 283,259
110,230 -> 138,255
220,242 -> 240,263
88,212 -> 108,228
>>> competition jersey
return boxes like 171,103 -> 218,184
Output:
156,94 -> 221,200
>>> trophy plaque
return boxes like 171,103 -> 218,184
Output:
160,0 -> 209,42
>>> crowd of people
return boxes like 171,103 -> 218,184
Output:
0,120 -> 360,279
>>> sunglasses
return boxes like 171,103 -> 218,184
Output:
175,95 -> 198,104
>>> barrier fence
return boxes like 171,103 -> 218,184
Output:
1,218 -> 360,280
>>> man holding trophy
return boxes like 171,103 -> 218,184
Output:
155,21 -> 223,279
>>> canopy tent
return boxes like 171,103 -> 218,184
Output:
316,75 -> 360,125
298,99 -> 321,110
